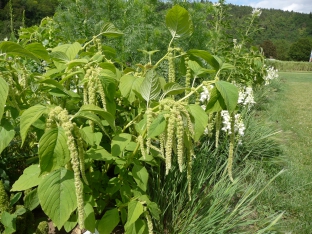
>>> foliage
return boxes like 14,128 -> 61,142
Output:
266,59 -> 312,71
288,38 -> 312,61
0,2 -> 282,233
260,40 -> 277,58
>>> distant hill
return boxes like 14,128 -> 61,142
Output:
1,0 -> 311,61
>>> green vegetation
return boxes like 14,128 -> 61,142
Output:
253,72 -> 312,233
1,0 -> 311,233
266,60 -> 312,71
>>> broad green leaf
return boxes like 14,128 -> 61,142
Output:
39,127 -> 70,174
1,212 -> 17,234
111,133 -> 132,156
38,168 -> 77,230
187,104 -> 209,141
24,188 -> 39,211
205,87 -> 226,113
162,82 -> 185,98
11,164 -> 42,191
20,105 -> 47,146
147,202 -> 161,220
9,192 -> 22,207
0,127 -> 15,154
84,203 -> 96,232
52,42 -> 81,61
166,5 -> 193,39
140,70 -> 161,103
76,104 -> 115,131
221,62 -> 235,71
188,49 -> 220,70
125,219 -> 147,234
81,127 -> 102,146
64,213 -> 78,233
97,208 -> 120,234
215,81 -> 239,113
73,111 -> 107,135
132,164 -> 149,192
127,200 -> 144,226
86,146 -> 117,161
100,23 -> 123,38
119,75 -> 143,103
188,60 -> 215,76
147,114 -> 166,138
14,207 -> 27,216
0,41 -> 38,61
25,42 -> 50,61
40,79 -> 80,98
66,58 -> 88,70
0,76 -> 9,121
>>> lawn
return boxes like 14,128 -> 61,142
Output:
257,72 -> 312,233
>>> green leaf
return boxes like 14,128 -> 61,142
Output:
126,200 -> 144,226
14,207 -> 27,216
119,75 -> 143,103
38,168 -> 77,230
20,105 -> 47,146
140,69 -> 161,103
162,82 -> 185,98
147,202 -> 161,220
97,208 -> 120,234
73,111 -> 108,135
187,104 -> 208,141
9,192 -> 22,207
0,76 -> 9,121
24,188 -> 39,211
87,146 -> 117,161
25,42 -> 50,61
166,5 -> 193,39
52,42 -> 81,61
66,58 -> 88,70
81,127 -> 102,146
0,41 -> 38,61
188,49 -> 220,70
1,212 -> 17,234
0,127 -> 15,155
111,133 -> 132,156
64,213 -> 78,233
132,164 -> 149,192
125,219 -> 147,234
84,203 -> 96,233
40,79 -> 80,98
215,81 -> 239,113
188,60 -> 215,76
100,23 -> 123,38
11,165 -> 42,191
220,62 -> 235,71
76,104 -> 115,131
147,114 -> 166,138
205,87 -> 226,113
39,127 -> 70,174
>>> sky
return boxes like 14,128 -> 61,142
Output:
210,0 -> 312,13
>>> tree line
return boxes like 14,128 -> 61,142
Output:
0,0 -> 312,61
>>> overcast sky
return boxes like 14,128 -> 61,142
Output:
210,0 -> 312,13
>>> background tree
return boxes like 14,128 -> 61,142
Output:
288,38 -> 312,61
260,40 -> 277,58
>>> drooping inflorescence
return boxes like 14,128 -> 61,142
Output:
46,106 -> 85,229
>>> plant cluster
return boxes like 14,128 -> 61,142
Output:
0,1 -> 281,233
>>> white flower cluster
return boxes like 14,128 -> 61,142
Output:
264,66 -> 278,85
220,111 -> 245,143
252,8 -> 262,17
199,86 -> 210,103
238,86 -> 256,106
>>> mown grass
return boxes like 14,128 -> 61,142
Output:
255,72 -> 312,233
